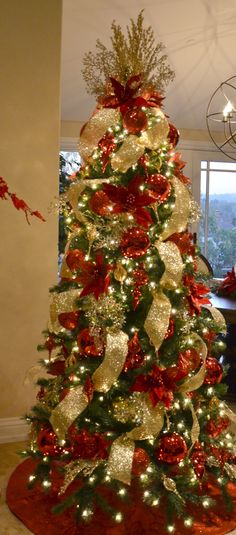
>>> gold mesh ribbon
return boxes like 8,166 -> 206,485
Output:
48,289 -> 81,333
178,333 -> 207,392
161,177 -> 191,241
155,241 -> 183,289
78,108 -> 120,160
127,397 -> 165,440
67,178 -> 112,223
59,458 -> 102,494
222,403 -> 236,424
49,386 -> 88,441
203,304 -> 227,334
107,399 -> 164,485
92,331 -> 129,392
111,135 -> 145,172
138,108 -> 169,150
189,402 -> 200,446
144,291 -> 171,351
107,436 -> 135,486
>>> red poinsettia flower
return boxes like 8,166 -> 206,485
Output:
217,267 -> 236,297
101,175 -> 156,228
130,364 -> 187,408
99,75 -> 145,114
168,231 -> 196,257
69,428 -> 109,460
168,152 -> 191,185
75,252 -> 112,300
183,274 -> 211,315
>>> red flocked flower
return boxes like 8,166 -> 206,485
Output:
183,274 -> 211,315
168,232 -> 196,257
123,331 -> 145,372
206,417 -> 230,438
74,252 -> 112,300
99,175 -> 156,228
168,152 -> 191,185
69,428 -> 109,460
130,364 -> 187,408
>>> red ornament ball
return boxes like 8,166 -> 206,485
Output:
58,311 -> 80,330
145,174 -> 171,203
204,357 -> 223,385
168,123 -> 180,147
37,427 -> 61,456
132,448 -> 150,476
123,108 -> 148,134
66,249 -> 84,271
77,328 -> 104,357
155,433 -> 187,464
120,227 -> 150,258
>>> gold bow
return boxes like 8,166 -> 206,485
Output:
155,241 -> 183,289
92,331 -> 129,392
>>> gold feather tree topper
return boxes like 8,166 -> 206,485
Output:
82,10 -> 175,97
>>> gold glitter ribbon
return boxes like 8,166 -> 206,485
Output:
111,134 -> 145,172
48,289 -> 81,333
155,241 -> 183,289
127,397 -> 165,440
189,402 -> 200,446
67,178 -> 112,223
107,399 -> 164,485
178,333 -> 207,393
59,458 -> 102,494
221,403 -> 236,424
107,435 -> 135,486
49,386 -> 88,441
111,109 -> 169,172
144,291 -> 171,351
78,108 -> 120,161
138,108 -> 169,150
203,304 -> 227,334
92,331 -> 129,392
160,177 -> 191,241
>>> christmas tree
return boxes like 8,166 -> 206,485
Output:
8,12 -> 236,535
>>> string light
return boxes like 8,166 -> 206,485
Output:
42,480 -> 51,489
167,524 -> 175,533
29,474 -> 36,482
115,512 -> 123,523
184,517 -> 193,527
202,498 -> 210,508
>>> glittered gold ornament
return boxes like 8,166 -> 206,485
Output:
114,262 -> 127,283
112,394 -> 144,424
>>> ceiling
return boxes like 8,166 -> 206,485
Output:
61,0 -> 236,131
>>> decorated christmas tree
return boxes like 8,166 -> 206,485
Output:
7,12 -> 236,535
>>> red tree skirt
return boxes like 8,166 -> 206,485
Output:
6,459 -> 236,535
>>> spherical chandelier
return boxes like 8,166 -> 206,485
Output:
206,75 -> 236,160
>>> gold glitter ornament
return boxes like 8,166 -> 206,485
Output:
155,241 -> 183,289
127,397 -> 164,441
112,394 -> 144,424
162,475 -> 185,502
78,108 -> 120,161
144,291 -> 171,351
114,262 -> 127,283
83,294 -> 125,333
224,463 -> 236,480
65,354 -> 77,368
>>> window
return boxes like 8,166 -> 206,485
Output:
199,159 -> 236,278
59,151 -> 81,261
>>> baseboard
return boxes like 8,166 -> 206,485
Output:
0,417 -> 29,443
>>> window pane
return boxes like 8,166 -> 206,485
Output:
201,161 -> 207,169
209,161 -> 236,171
200,163 -> 236,278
